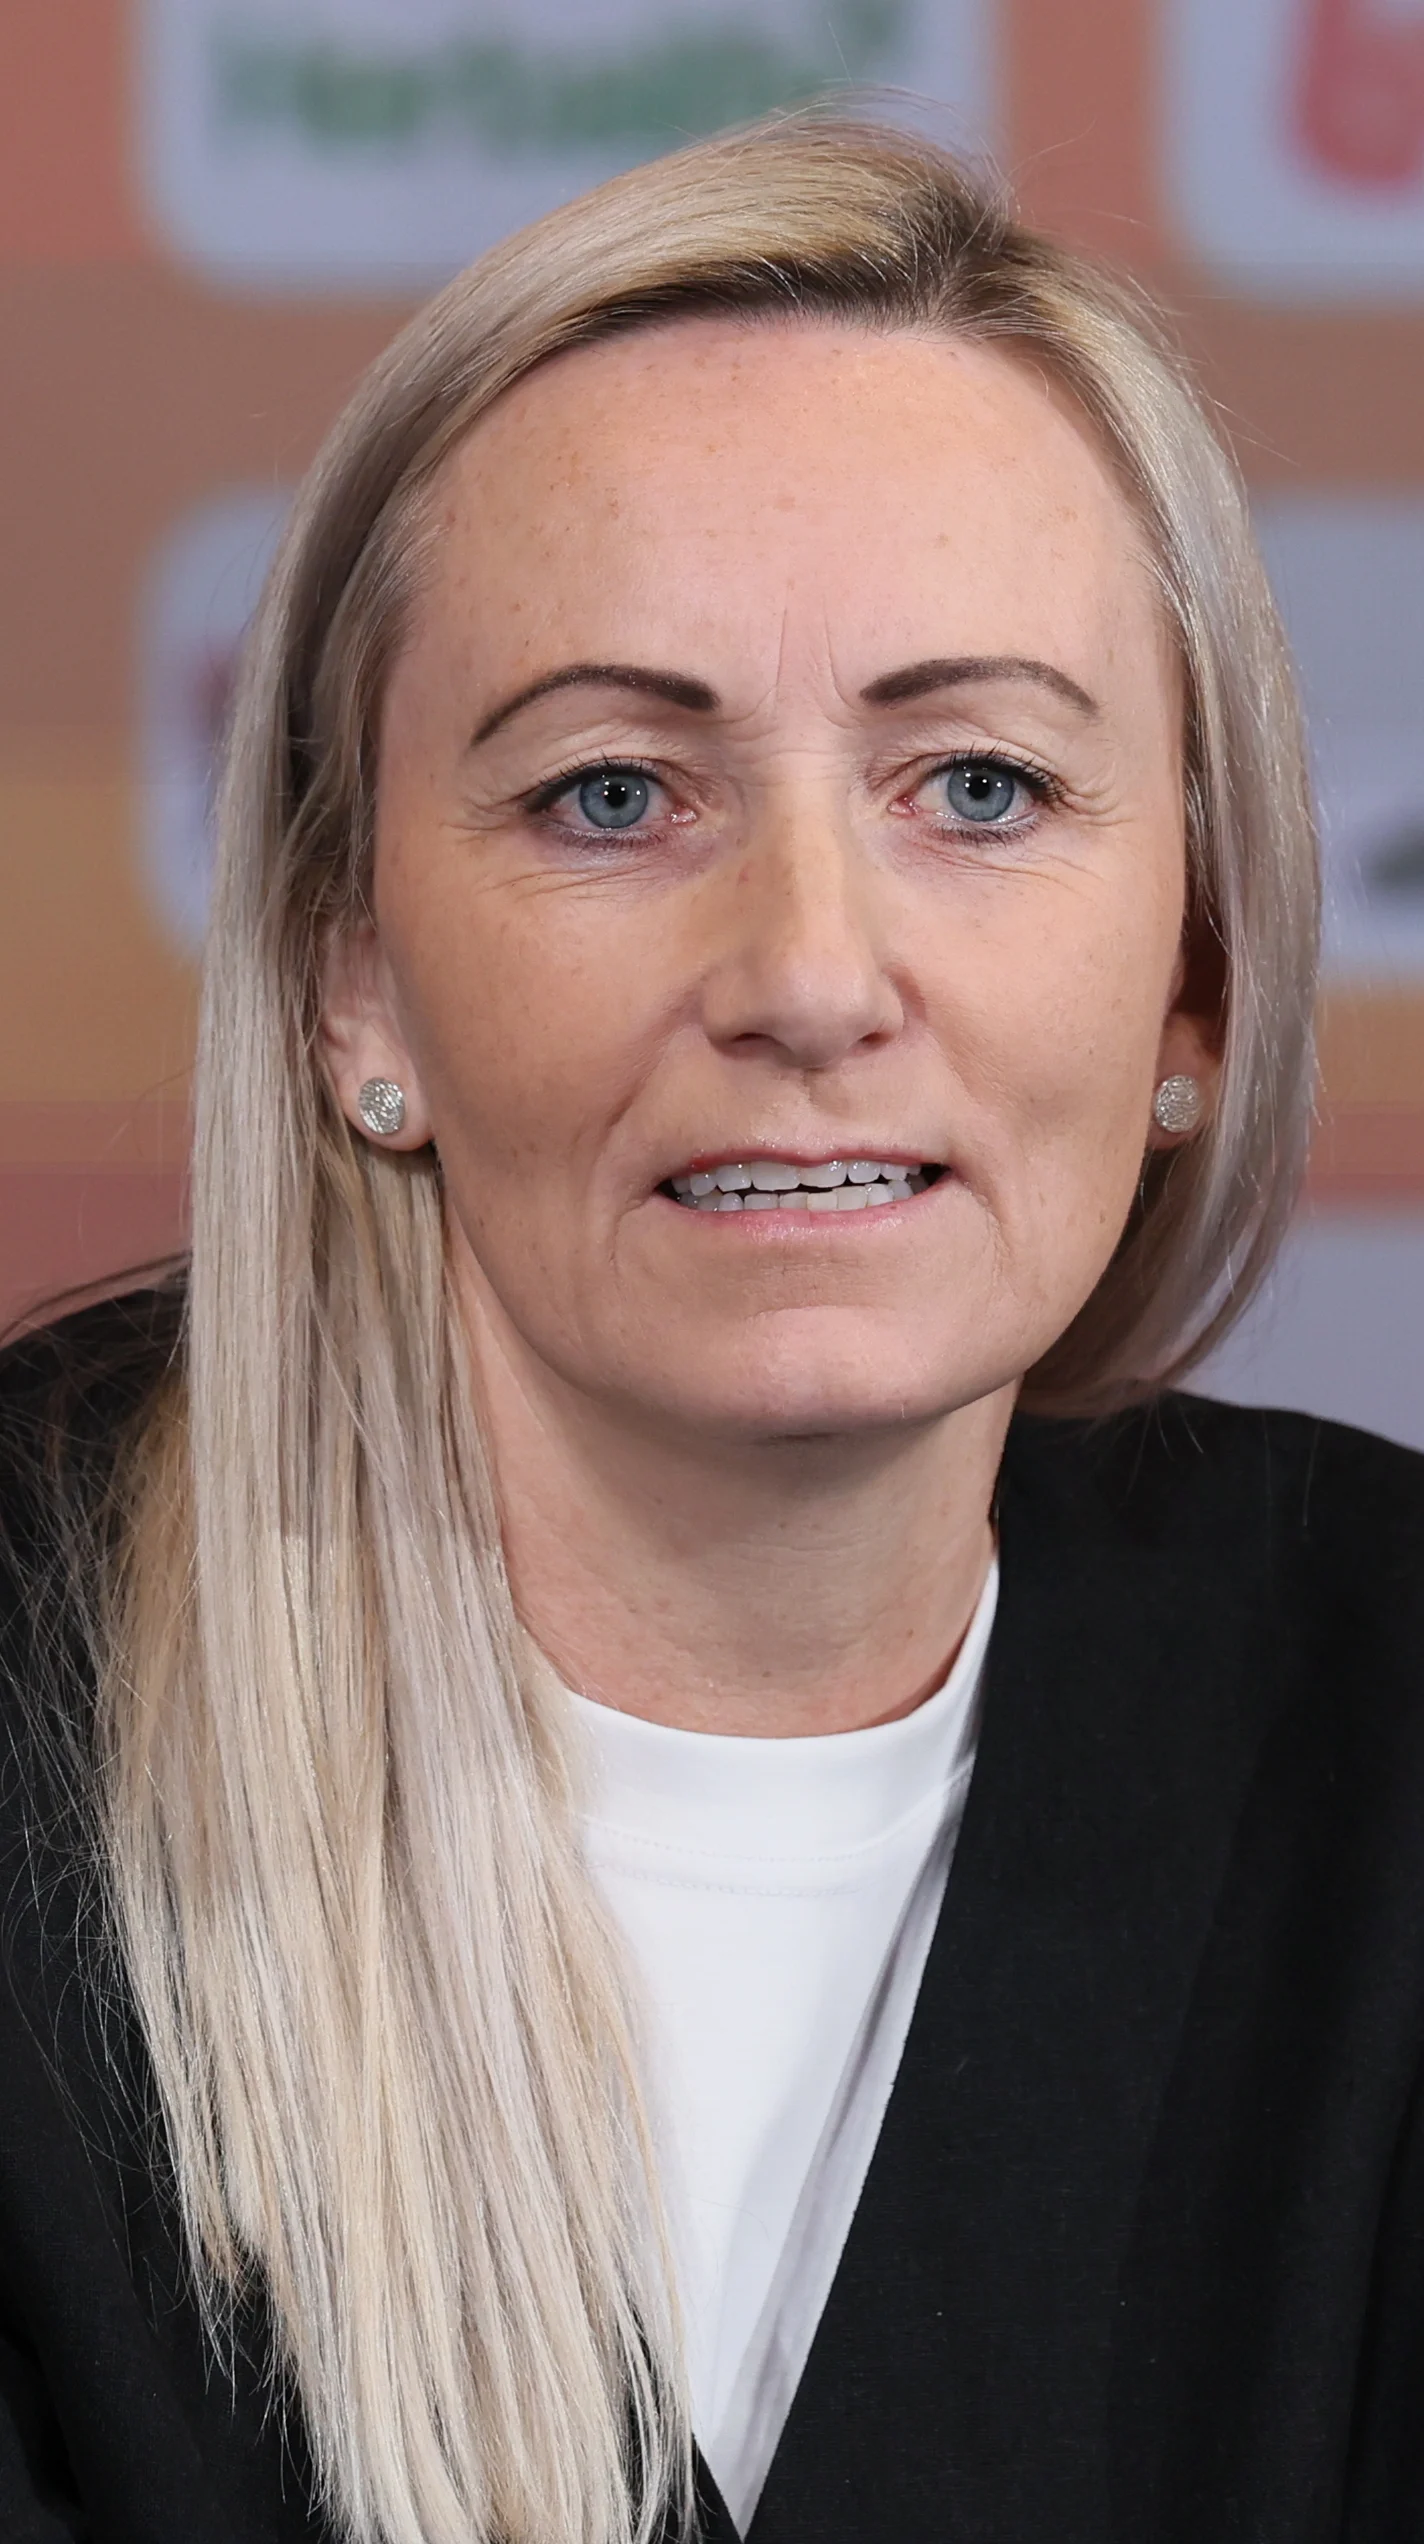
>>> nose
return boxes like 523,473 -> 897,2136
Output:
696,791 -> 905,1072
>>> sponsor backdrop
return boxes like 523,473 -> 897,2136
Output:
2,0 -> 1422,1436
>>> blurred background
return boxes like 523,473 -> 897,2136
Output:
2,0 -> 1422,1439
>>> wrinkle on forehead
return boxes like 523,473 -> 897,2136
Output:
400,314 -> 1180,751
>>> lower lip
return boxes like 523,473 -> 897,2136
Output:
655,1179 -> 948,1232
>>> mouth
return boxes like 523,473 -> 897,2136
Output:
658,1156 -> 946,1214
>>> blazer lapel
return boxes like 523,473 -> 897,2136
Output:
741,1406 -> 1291,2544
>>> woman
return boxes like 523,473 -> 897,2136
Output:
1,113 -> 1421,2544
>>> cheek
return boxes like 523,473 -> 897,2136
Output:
384,875 -> 645,1185
1032,935 -> 1166,1101
937,868 -> 1182,1188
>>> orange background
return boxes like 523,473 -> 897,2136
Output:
2,0 -> 1422,1329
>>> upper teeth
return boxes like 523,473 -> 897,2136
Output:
670,1159 -> 929,1212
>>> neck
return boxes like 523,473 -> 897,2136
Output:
458,1290 -> 1013,1742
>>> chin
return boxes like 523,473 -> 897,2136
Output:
655,1324 -> 995,1443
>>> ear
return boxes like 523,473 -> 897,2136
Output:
1146,920 -> 1223,1153
319,918 -> 435,1150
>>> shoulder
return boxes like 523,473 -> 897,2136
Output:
0,1280 -> 184,1771
1003,1387 -> 1424,1636
1009,1383 -> 1424,1521
0,1280 -> 185,1553
0,1279 -> 185,1470
993,1397 -> 1424,1934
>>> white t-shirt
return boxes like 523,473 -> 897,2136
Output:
571,1562 -> 997,2535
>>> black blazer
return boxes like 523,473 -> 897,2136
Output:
2,1288 -> 1423,2544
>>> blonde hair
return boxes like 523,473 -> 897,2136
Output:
99,115 -> 1317,2544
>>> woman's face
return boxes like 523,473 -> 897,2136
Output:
324,319 -> 1214,1443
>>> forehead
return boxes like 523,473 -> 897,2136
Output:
417,316 -> 1168,701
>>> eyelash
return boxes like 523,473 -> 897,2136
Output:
523,750 -> 1064,838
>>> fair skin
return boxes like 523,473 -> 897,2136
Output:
322,319 -> 1217,1735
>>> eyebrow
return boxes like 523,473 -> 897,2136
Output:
859,655 -> 1101,718
469,649 -> 1101,751
470,662 -> 719,747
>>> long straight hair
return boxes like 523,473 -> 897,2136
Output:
98,115 -> 1318,2544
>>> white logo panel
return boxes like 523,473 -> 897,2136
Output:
1166,0 -> 1424,296
138,0 -> 996,291
140,489 -> 290,954
1256,495 -> 1424,980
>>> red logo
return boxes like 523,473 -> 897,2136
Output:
1295,0 -> 1424,188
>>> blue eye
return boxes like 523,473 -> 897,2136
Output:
575,768 -> 652,829
940,760 -> 1025,823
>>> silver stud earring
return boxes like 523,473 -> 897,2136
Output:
357,1077 -> 407,1139
1152,1073 -> 1204,1135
